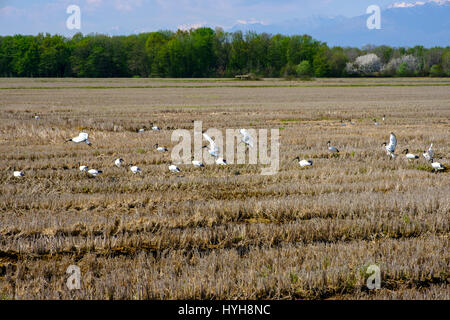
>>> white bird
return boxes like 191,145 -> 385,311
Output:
382,114 -> 386,121
423,144 -> 434,161
66,132 -> 91,146
138,128 -> 145,133
154,144 -> 168,152
216,157 -> 227,165
34,115 -> 40,119
169,164 -> 181,173
78,162 -> 88,172
129,165 -> 141,174
430,160 -> 445,172
402,149 -> 418,160
293,157 -> 313,167
13,168 -> 24,177
192,160 -> 205,167
340,120 -> 347,127
240,129 -> 254,147
327,141 -> 339,153
373,119 -> 379,126
87,169 -> 102,177
115,158 -> 124,167
151,123 -> 160,131
349,120 -> 355,125
382,132 -> 397,159
202,132 -> 220,157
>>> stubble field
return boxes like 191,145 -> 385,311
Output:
0,78 -> 449,299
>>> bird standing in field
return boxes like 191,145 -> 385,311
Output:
169,164 -> 181,173
192,159 -> 205,167
373,119 -> 379,126
430,160 -> 446,172
115,158 -> 124,168
402,149 -> 419,160
240,129 -> 254,148
151,123 -> 160,131
382,132 -> 397,159
66,132 -> 92,146
349,120 -> 355,125
87,169 -> 102,177
13,168 -> 24,177
154,144 -> 168,152
293,157 -> 313,168
78,162 -> 88,172
382,115 -> 386,121
202,132 -> 220,158
327,141 -> 339,153
129,165 -> 141,174
423,143 -> 434,161
340,120 -> 347,127
216,157 -> 227,165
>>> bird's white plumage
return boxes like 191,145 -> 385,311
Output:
406,153 -> 418,160
192,160 -> 204,167
423,143 -> 434,161
216,158 -> 227,165
327,141 -> 339,153
240,129 -> 254,148
130,166 -> 141,174
155,145 -> 168,152
431,161 -> 445,171
69,132 -> 91,145
79,165 -> 88,172
169,165 -> 181,172
384,132 -> 397,157
13,171 -> 24,177
87,169 -> 102,177
299,160 -> 313,167
115,158 -> 124,167
203,132 -> 220,157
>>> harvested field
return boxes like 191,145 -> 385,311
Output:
0,78 -> 449,299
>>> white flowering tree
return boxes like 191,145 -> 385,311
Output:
345,53 -> 382,75
382,55 -> 419,75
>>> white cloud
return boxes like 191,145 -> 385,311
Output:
236,18 -> 267,25
86,0 -> 103,5
0,6 -> 20,16
177,22 -> 207,31
115,0 -> 143,11
388,0 -> 449,8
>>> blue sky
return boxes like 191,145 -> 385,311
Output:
0,0 -> 420,36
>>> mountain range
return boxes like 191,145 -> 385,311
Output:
226,0 -> 450,47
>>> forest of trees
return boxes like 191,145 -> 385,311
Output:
0,27 -> 449,78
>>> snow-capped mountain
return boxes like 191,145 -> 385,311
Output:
227,0 -> 450,47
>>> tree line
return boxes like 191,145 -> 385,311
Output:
0,27 -> 449,78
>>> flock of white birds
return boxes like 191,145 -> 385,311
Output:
11,115 -> 446,178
